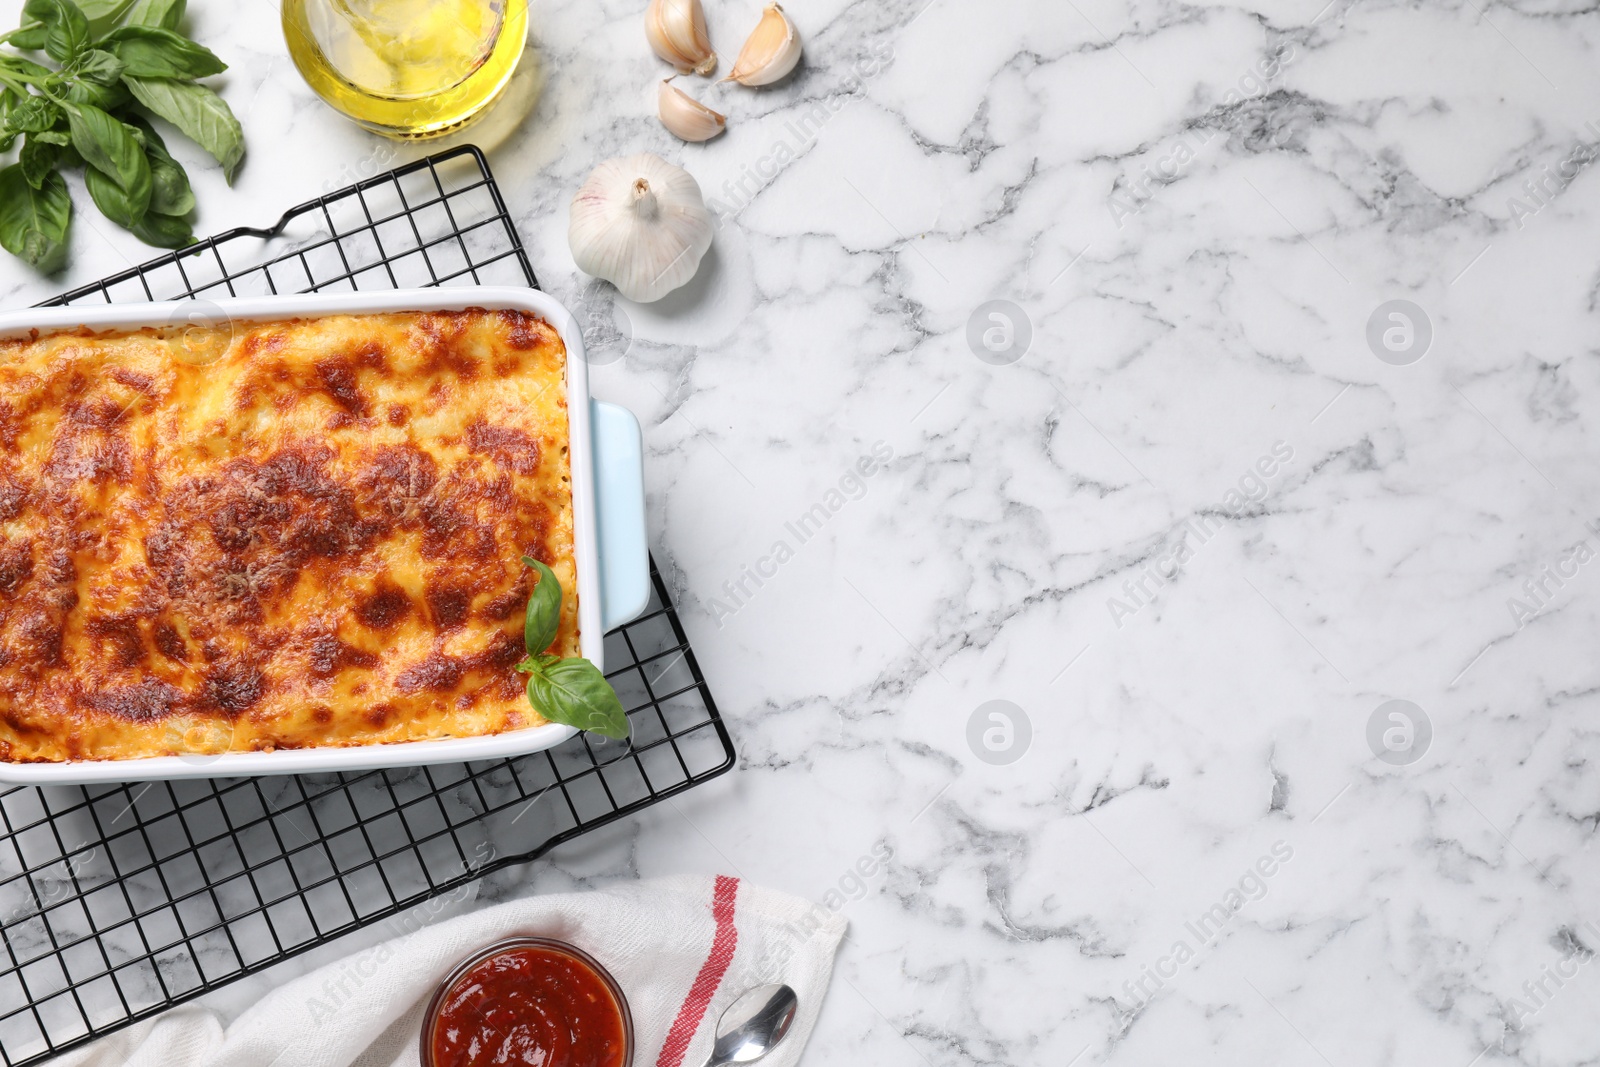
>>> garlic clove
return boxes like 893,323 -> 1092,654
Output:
568,153 -> 715,304
658,79 -> 727,142
646,0 -> 717,76
724,3 -> 801,87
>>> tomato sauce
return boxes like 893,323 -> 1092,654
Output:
429,944 -> 628,1067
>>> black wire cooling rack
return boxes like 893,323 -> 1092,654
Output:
0,145 -> 735,1066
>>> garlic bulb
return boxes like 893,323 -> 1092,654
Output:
569,154 -> 714,303
725,3 -> 801,86
658,79 -> 727,142
646,0 -> 717,76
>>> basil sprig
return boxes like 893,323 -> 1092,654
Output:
514,557 -> 629,740
0,0 -> 245,269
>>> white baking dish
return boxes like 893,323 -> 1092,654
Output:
0,287 -> 649,784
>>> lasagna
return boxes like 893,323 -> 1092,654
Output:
0,308 -> 577,762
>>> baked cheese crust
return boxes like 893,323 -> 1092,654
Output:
0,308 -> 577,762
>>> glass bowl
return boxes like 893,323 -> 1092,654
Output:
420,936 -> 634,1067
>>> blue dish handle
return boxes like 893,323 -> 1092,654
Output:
591,400 -> 650,632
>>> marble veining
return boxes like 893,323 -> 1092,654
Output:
4,0 -> 1600,1063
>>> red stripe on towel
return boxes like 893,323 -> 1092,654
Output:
656,875 -> 741,1067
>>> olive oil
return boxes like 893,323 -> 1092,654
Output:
282,0 -> 528,139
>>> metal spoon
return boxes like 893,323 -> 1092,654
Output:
704,983 -> 799,1066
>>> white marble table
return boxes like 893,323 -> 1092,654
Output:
6,0 -> 1600,1063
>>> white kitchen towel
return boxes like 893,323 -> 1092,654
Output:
49,876 -> 846,1067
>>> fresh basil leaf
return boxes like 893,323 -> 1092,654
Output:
104,25 -> 223,78
0,165 -> 70,271
17,136 -> 53,188
86,160 -> 187,245
125,0 -> 182,30
0,53 -> 53,77
521,556 -> 562,656
147,152 -> 189,213
5,94 -> 59,133
30,128 -> 71,145
19,133 -> 77,188
76,0 -> 137,37
123,75 -> 240,181
83,162 -> 136,225
62,75 -> 130,109
0,89 -> 15,151
83,162 -> 130,220
128,208 -> 192,248
11,24 -> 48,50
73,47 -> 124,83
23,0 -> 90,62
127,115 -> 191,215
525,658 -> 629,739
67,103 -> 151,219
